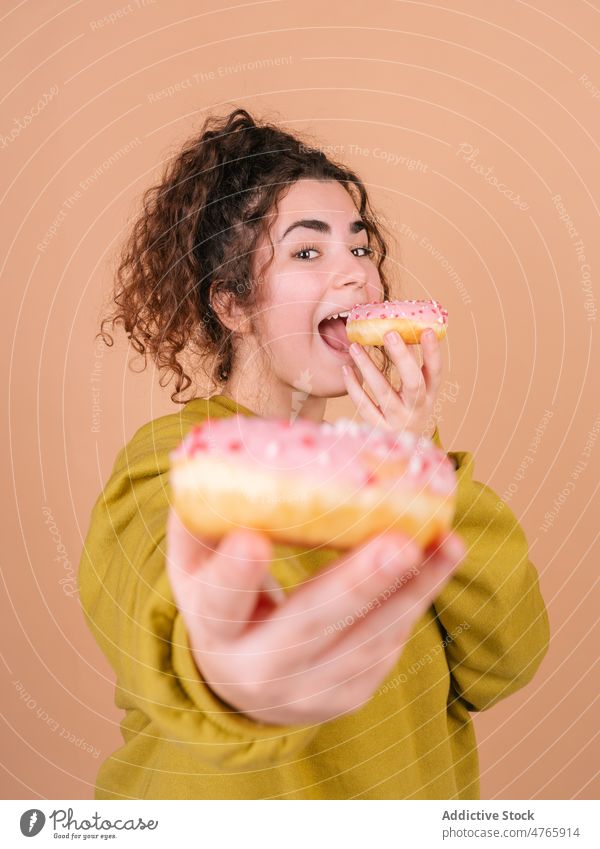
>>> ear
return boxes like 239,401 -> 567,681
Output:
210,281 -> 252,334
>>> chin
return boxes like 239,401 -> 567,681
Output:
328,384 -> 350,399
313,379 -> 349,401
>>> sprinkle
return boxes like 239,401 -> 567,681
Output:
408,454 -> 424,475
398,430 -> 417,448
265,440 -> 280,458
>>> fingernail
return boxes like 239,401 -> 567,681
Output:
350,342 -> 361,356
261,573 -> 286,604
225,535 -> 245,558
342,365 -> 351,377
386,331 -> 400,345
446,535 -> 466,559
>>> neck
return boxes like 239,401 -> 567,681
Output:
218,373 -> 327,423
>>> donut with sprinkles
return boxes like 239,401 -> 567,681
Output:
346,299 -> 448,346
170,413 -> 457,550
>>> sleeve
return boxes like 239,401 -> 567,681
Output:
78,447 -> 321,773
429,428 -> 550,712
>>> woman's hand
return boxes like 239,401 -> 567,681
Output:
342,329 -> 443,439
166,505 -> 465,727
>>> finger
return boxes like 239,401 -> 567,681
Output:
315,532 -> 466,669
166,505 -> 215,574
420,329 -> 443,400
202,531 -> 275,640
342,356 -> 390,429
328,652 -> 406,710
253,531 -> 425,662
347,342 -> 403,421
342,358 -> 388,429
282,649 -> 404,724
347,359 -> 366,388
383,332 -> 427,412
166,513 -> 274,641
273,533 -> 466,723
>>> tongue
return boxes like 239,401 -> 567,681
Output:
318,317 -> 349,352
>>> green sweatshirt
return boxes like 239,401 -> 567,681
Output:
78,394 -> 549,800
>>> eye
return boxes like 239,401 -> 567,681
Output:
293,244 -> 374,261
294,244 -> 320,261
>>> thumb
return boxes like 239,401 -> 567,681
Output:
200,530 -> 274,640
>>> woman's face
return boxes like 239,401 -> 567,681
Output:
246,178 -> 384,402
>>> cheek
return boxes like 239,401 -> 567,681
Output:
268,302 -> 311,335
366,273 -> 385,302
260,297 -> 313,347
263,275 -> 319,333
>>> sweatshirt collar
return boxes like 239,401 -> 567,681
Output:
184,393 -> 257,420
209,394 -> 257,417
185,395 -> 445,453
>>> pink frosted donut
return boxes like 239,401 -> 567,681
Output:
169,414 -> 457,550
346,299 -> 448,346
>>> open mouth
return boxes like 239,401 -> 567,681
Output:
317,311 -> 351,354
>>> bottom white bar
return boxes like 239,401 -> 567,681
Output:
1,799 -> 597,848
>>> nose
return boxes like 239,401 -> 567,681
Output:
332,274 -> 367,294
331,256 -> 369,291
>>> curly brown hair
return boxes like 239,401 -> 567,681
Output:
97,106 -> 398,403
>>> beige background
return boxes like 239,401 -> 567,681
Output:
2,0 -> 599,800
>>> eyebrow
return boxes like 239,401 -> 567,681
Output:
278,218 -> 367,242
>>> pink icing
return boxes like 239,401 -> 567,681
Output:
171,414 -> 456,495
347,299 -> 448,326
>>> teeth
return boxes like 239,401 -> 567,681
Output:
325,310 -> 350,321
